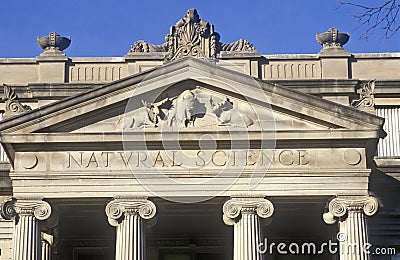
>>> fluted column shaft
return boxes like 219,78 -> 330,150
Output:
41,240 -> 51,260
41,233 -> 53,260
223,197 -> 274,260
14,214 -> 41,259
106,198 -> 156,260
324,196 -> 379,260
12,200 -> 52,260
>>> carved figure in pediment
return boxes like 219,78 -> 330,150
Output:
210,97 -> 253,127
128,100 -> 160,129
166,90 -> 205,128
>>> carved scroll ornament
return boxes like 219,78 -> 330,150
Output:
127,9 -> 258,61
3,84 -> 32,113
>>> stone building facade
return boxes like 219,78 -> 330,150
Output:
0,9 -> 399,260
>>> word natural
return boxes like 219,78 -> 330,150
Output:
66,150 -> 311,169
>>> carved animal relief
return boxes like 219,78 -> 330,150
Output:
125,89 -> 255,130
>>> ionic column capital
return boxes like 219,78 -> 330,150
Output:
15,200 -> 52,220
223,196 -> 274,225
1,198 -> 52,221
0,197 -> 16,220
323,195 -> 379,224
105,198 -> 156,226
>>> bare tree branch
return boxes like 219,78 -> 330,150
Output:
338,0 -> 400,39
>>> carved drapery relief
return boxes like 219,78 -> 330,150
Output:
2,84 -> 32,114
127,9 -> 258,61
125,89 -> 254,129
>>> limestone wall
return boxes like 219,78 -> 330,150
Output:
1,53 -> 399,86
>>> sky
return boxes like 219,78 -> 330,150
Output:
0,0 -> 399,58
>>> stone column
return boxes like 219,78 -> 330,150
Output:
41,232 -> 53,260
105,198 -> 156,260
12,200 -> 52,260
323,195 -> 379,260
223,196 -> 274,260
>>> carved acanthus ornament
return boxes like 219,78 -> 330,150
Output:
3,84 -> 32,115
351,80 -> 375,108
105,198 -> 156,226
127,9 -> 258,61
223,196 -> 274,225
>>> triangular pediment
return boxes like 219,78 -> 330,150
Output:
0,58 -> 383,137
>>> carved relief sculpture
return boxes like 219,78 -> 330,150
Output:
126,89 -> 253,129
351,80 -> 375,108
127,9 -> 258,61
2,84 -> 32,118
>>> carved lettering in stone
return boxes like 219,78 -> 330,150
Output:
278,150 -> 310,166
60,150 -> 319,172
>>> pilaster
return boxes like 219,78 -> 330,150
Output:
323,195 -> 379,260
223,196 -> 274,260
105,198 -> 156,260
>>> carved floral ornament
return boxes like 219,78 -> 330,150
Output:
127,9 -> 258,61
351,80 -> 376,108
2,84 -> 32,114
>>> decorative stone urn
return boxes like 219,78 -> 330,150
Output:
316,28 -> 350,49
37,32 -> 71,56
